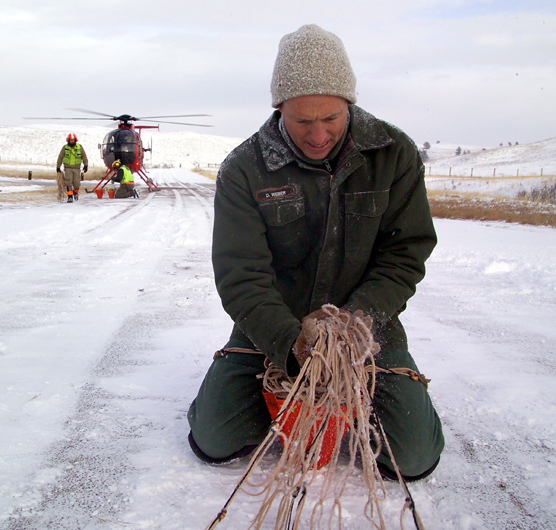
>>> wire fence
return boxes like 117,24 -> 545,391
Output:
426,166 -> 554,178
0,157 -> 99,167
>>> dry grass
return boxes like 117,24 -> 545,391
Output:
0,168 -> 107,205
0,187 -> 58,205
191,167 -> 217,180
428,190 -> 556,228
3,169 -> 555,228
0,166 -> 106,181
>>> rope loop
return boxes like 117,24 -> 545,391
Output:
205,304 -> 426,530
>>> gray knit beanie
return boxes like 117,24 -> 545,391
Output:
270,24 -> 357,108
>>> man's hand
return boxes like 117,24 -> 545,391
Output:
291,310 -> 322,367
56,167 -> 61,173
291,307 -> 350,366
83,165 -> 88,173
348,309 -> 381,356
349,309 -> 374,332
292,306 -> 379,367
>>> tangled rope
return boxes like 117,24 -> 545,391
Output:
205,304 -> 425,530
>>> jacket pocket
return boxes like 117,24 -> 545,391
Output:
259,199 -> 310,268
344,190 -> 389,261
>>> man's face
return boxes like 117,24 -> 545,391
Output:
68,139 -> 76,147
280,95 -> 349,160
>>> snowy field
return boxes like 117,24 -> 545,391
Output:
1,124 -> 555,179
422,138 -> 556,179
2,125 -> 556,214
0,166 -> 555,530
0,124 -> 243,171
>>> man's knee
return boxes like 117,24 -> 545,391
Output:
372,349 -> 444,478
375,410 -> 444,478
187,430 -> 258,465
187,352 -> 270,461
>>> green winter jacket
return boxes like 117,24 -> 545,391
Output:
212,105 -> 436,374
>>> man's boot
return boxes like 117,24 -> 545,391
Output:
67,194 -> 73,203
74,190 -> 79,201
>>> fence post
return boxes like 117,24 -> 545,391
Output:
541,168 -> 543,176
493,168 -> 496,177
471,168 -> 473,177
449,167 -> 451,176
517,169 -> 519,177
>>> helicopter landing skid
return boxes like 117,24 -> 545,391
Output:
86,167 -> 158,194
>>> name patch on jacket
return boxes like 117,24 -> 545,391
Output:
255,185 -> 297,202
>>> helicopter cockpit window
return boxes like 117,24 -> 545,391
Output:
101,129 -> 138,167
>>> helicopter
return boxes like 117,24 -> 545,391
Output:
24,108 -> 212,192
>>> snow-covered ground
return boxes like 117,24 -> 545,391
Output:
1,126 -> 556,529
0,166 -> 555,529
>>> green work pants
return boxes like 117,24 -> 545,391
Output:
115,183 -> 135,198
63,166 -> 81,191
187,347 -> 444,477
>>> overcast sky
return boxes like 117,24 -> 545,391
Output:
1,0 -> 554,147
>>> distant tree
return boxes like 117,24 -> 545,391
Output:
423,141 -> 431,150
455,146 -> 462,156
500,143 -> 503,147
515,141 -> 519,145
508,142 -> 512,146
419,149 -> 429,162
436,141 -> 440,144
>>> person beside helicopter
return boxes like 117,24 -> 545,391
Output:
111,160 -> 138,198
56,133 -> 88,203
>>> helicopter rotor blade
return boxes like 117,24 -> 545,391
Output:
65,108 -> 118,119
23,116 -> 112,121
23,109 -> 213,127
139,119 -> 213,127
137,114 -> 212,119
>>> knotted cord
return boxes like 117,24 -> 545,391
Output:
205,304 -> 426,530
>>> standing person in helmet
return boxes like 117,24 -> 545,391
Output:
111,160 -> 137,198
56,133 -> 88,203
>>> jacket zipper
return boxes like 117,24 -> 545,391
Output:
323,158 -> 333,176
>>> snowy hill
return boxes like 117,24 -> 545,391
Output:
0,124 -> 244,170
419,142 -> 489,160
1,125 -> 555,190
420,137 -> 556,178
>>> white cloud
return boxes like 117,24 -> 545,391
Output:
0,10 -> 34,24
2,0 -> 555,144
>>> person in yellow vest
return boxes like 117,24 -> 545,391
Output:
111,160 -> 138,198
56,133 -> 88,203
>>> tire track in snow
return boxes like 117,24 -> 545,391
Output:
2,177 -> 222,528
82,190 -> 156,236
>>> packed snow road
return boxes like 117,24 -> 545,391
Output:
0,169 -> 231,528
0,168 -> 555,529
